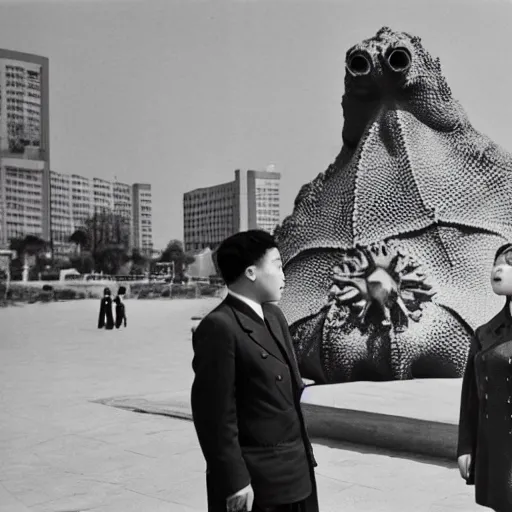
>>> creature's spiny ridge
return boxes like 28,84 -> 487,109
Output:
274,27 -> 512,383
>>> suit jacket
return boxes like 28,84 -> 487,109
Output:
191,294 -> 318,510
457,302 -> 512,510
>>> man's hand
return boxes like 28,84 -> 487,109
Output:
226,483 -> 254,512
457,454 -> 472,479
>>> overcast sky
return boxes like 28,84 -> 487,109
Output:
0,0 -> 511,250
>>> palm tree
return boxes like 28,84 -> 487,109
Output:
69,229 -> 89,253
9,235 -> 48,281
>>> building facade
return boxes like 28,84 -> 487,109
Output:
2,166 -> 152,258
0,49 -> 50,249
50,171 -> 73,249
183,168 -> 281,253
132,183 -> 153,256
50,175 -> 151,257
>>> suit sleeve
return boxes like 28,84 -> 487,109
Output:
190,316 -> 250,498
457,328 -> 480,461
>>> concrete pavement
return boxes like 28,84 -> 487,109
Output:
1,299 -> 484,511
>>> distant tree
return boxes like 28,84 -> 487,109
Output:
69,229 -> 88,251
130,248 -> 149,275
9,235 -> 49,280
69,252 -> 95,274
94,246 -> 131,275
68,210 -> 131,275
10,235 -> 47,257
160,239 -> 195,282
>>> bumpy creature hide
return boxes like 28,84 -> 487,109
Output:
274,27 -> 512,383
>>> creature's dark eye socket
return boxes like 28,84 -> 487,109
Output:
387,47 -> 412,72
347,53 -> 371,76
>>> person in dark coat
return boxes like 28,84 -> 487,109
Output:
98,287 -> 114,330
458,242 -> 512,512
114,286 -> 127,329
191,230 -> 319,512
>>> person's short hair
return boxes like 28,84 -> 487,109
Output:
494,243 -> 512,263
103,287 -> 111,296
118,286 -> 126,295
215,230 -> 278,285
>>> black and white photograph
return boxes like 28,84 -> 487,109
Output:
2,0 -> 512,511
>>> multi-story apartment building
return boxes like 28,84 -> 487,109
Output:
1,166 -> 152,258
0,49 -> 154,260
132,183 -> 153,256
70,174 -> 94,229
49,175 -> 151,258
183,168 -> 281,253
92,177 -> 114,213
0,49 -> 50,248
50,171 -> 73,248
113,182 -> 132,223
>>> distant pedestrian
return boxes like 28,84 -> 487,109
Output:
458,242 -> 512,512
98,287 -> 114,330
114,286 -> 127,329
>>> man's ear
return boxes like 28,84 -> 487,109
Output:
245,265 -> 257,282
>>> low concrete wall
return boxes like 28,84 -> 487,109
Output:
302,403 -> 457,460
12,280 -> 123,299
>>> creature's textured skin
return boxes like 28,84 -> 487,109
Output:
274,27 -> 512,383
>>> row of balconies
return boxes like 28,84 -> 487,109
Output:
4,197 -> 41,205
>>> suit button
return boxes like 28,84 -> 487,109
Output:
276,375 -> 283,381
485,376 -> 489,381
261,352 -> 268,359
485,393 -> 488,400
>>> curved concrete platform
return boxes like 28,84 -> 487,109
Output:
95,378 -> 463,461
301,379 -> 462,461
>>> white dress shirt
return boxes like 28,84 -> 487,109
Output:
227,289 -> 264,321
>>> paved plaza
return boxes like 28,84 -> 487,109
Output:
1,298 -> 485,511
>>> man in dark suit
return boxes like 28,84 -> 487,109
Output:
191,230 -> 319,512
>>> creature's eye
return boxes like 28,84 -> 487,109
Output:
386,47 -> 412,73
505,251 -> 512,266
346,52 -> 371,76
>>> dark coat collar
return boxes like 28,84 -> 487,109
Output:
224,294 -> 288,364
480,300 -> 512,350
487,300 -> 512,334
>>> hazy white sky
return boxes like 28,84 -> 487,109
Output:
0,0 -> 511,249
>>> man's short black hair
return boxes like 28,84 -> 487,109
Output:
118,286 -> 126,295
215,229 -> 278,285
494,243 -> 512,263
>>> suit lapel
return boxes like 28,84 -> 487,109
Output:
264,307 -> 293,362
225,294 -> 285,363
263,304 -> 304,390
